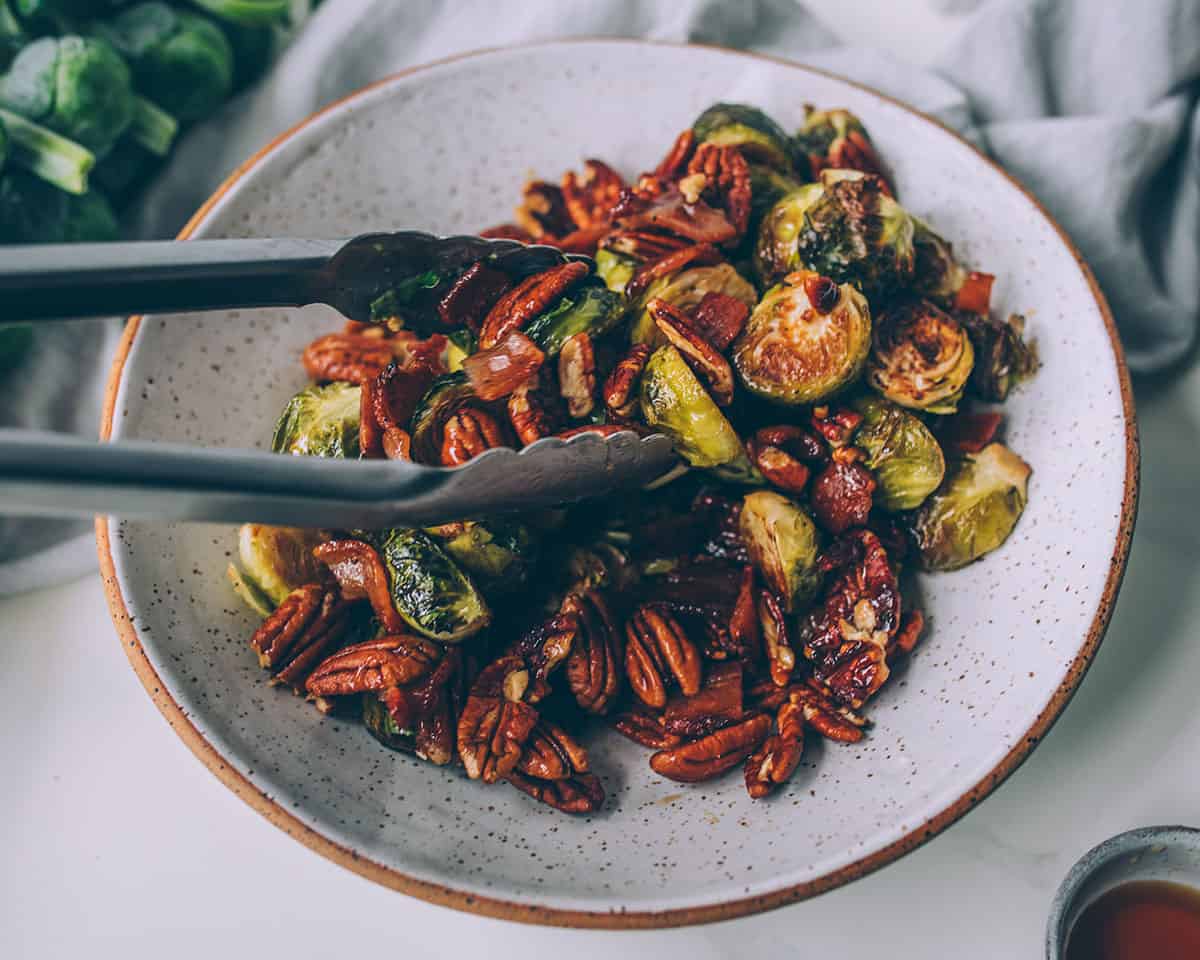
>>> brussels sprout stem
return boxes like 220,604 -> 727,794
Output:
189,0 -> 291,25
0,107 -> 94,195
128,95 -> 178,157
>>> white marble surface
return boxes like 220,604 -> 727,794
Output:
2,2 -> 1191,956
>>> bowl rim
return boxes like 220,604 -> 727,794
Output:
94,38 -> 1140,929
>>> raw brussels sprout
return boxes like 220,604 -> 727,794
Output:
641,343 -> 759,482
752,182 -> 824,285
230,523 -> 328,608
852,394 -> 945,512
594,247 -> 636,295
271,381 -> 361,458
408,372 -> 475,463
362,692 -> 415,752
732,270 -> 871,405
0,105 -> 96,195
190,0 -> 290,27
630,263 -> 757,346
795,169 -> 915,300
523,283 -> 625,355
867,298 -> 974,415
427,518 -> 538,596
692,102 -> 793,171
739,490 -> 821,613
379,528 -> 490,642
0,170 -> 117,242
911,442 -> 1031,571
960,311 -> 1039,402
0,35 -> 134,158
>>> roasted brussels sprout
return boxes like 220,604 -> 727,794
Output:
524,283 -> 625,356
852,394 -> 945,512
408,372 -> 475,463
0,35 -> 134,158
362,692 -> 415,752
752,182 -> 824,285
911,442 -> 1031,571
427,518 -> 538,596
271,381 -> 361,458
99,2 -> 234,125
640,343 -> 759,483
747,163 -> 803,230
792,107 -> 888,185
233,523 -> 328,606
630,263 -> 757,346
911,217 -> 967,305
0,169 -> 117,241
794,169 -> 915,300
378,528 -> 490,642
594,247 -> 636,295
739,490 -> 821,612
960,311 -> 1039,402
692,102 -> 793,172
867,298 -> 974,414
732,270 -> 871,405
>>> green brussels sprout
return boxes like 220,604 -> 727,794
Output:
229,523 -> 328,610
13,0 -> 112,31
960,311 -> 1039,402
910,442 -> 1031,571
640,343 -> 760,483
408,371 -> 475,463
692,102 -> 793,171
0,170 -> 117,242
427,518 -> 538,596
442,327 -> 475,373
99,2 -> 234,125
523,283 -> 625,356
0,35 -> 134,158
747,163 -> 803,230
867,298 -> 974,415
852,394 -> 945,512
630,263 -> 757,346
0,106 -> 95,194
378,528 -> 490,642
271,381 -> 361,458
224,19 -> 274,90
911,217 -> 967,306
739,490 -> 821,613
732,270 -> 871,405
752,182 -> 824,285
792,107 -> 887,183
795,169 -> 916,300
594,247 -> 636,295
189,0 -> 289,27
362,692 -> 415,752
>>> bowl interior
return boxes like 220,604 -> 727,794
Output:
104,41 -> 1131,922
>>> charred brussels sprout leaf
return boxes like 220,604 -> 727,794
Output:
595,248 -> 637,295
868,298 -> 974,415
753,182 -> 824,285
911,217 -> 968,306
523,284 -> 625,356
427,519 -> 538,596
960,312 -> 1039,402
408,372 -> 475,463
852,394 -> 945,511
911,442 -> 1030,571
795,170 -> 915,300
379,529 -> 490,642
362,693 -> 415,752
740,490 -> 821,612
733,270 -> 871,405
631,263 -> 757,346
271,381 -> 361,458
641,343 -> 759,482
231,523 -> 328,607
692,102 -> 793,171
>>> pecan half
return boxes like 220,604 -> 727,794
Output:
654,129 -> 696,180
649,713 -> 771,783
313,539 -> 404,633
662,661 -> 744,738
561,159 -> 624,229
612,708 -> 683,750
437,261 -> 512,332
479,223 -> 534,242
515,180 -> 573,239
302,333 -> 396,384
414,688 -> 455,766
599,228 -> 690,262
479,261 -> 589,349
550,223 -> 611,257
626,243 -> 722,301
614,186 -> 737,246
249,584 -> 357,691
507,770 -> 605,814
891,608 -> 925,658
791,681 -> 867,743
508,610 -> 579,703
810,406 -> 863,447
757,590 -> 795,688
625,605 -> 702,709
305,635 -> 442,698
603,342 -> 651,420
746,425 -> 824,494
563,591 -> 622,715
690,291 -> 750,351
686,143 -> 751,240
441,406 -> 506,465
507,373 -> 562,446
457,655 -> 539,783
745,700 -> 804,798
729,565 -> 761,661
558,332 -> 597,419
809,458 -> 876,534
648,297 -> 734,406
517,719 -> 590,780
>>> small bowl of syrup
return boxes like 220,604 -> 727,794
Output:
1048,826 -> 1200,959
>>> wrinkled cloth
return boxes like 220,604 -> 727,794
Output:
2,0 -> 1196,592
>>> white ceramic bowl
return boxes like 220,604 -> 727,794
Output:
98,41 -> 1137,927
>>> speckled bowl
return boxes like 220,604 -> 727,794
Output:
97,41 -> 1138,927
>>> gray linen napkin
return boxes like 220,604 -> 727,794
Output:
2,0 -> 1196,592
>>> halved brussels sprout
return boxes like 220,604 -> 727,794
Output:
692,102 -> 793,171
408,372 -> 476,463
748,164 -> 804,231
911,217 -> 968,306
640,344 -> 759,482
230,523 -> 328,610
795,169 -> 915,300
752,182 -> 825,285
867,298 -> 974,414
362,693 -> 415,752
523,284 -> 625,356
911,443 -> 1030,572
732,270 -> 871,405
852,395 -> 945,512
271,382 -> 361,458
595,248 -> 637,295
792,108 -> 887,183
961,311 -> 1039,402
630,263 -> 757,346
379,528 -> 490,642
739,490 -> 822,613
427,518 -> 538,596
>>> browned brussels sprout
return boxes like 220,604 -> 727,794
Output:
960,311 -> 1039,402
692,102 -> 793,172
227,524 -> 329,616
271,382 -> 361,458
378,528 -> 490,642
792,107 -> 890,188
910,442 -> 1031,571
630,263 -> 757,347
733,270 -> 871,405
752,182 -> 825,285
867,298 -> 974,415
852,394 -> 945,512
739,490 -> 822,612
